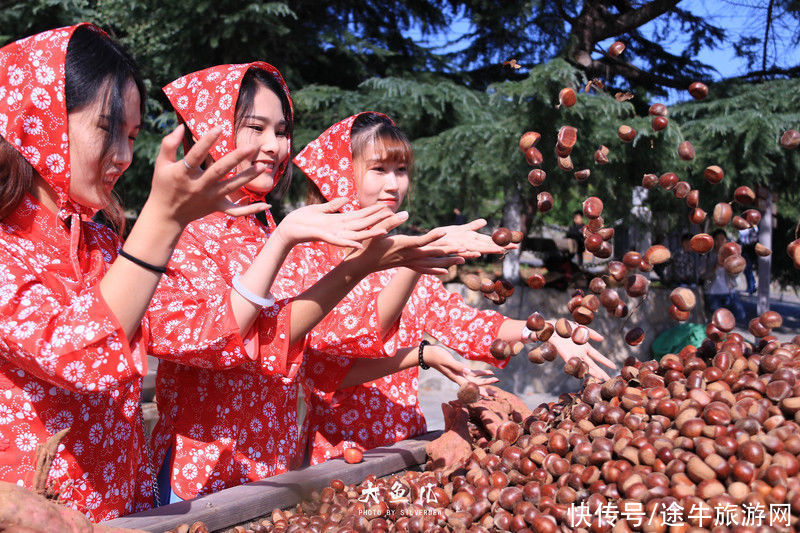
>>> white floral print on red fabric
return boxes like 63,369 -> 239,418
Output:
286,114 -> 508,465
150,64 -> 315,500
0,24 -> 152,521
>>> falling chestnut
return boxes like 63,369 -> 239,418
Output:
678,141 -> 695,161
659,172 -> 678,190
688,81 -> 709,100
690,233 -> 714,254
527,169 -> 546,187
704,165 -> 724,184
648,103 -> 668,116
582,197 -> 603,219
527,273 -> 546,289
574,169 -> 591,181
557,126 -> 577,151
712,202 -> 733,227
670,287 -> 696,312
642,173 -> 658,189
490,339 -> 512,359
456,382 -> 480,404
519,131 -> 541,152
624,274 -> 649,298
734,186 -> 756,205
608,41 -> 625,57
624,327 -> 645,346
559,88 -> 577,108
644,245 -> 670,265
594,145 -> 609,165
618,125 -> 636,143
780,129 -> 800,149
492,228 -> 512,246
537,192 -> 554,213
525,146 -> 543,166
652,116 -> 668,131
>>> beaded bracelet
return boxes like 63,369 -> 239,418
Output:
418,340 -> 431,370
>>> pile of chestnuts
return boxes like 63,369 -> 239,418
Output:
209,308 -> 800,533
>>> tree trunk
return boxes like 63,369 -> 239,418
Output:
630,186 -> 652,254
503,181 -> 522,284
757,189 -> 773,314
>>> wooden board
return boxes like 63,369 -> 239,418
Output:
102,431 -> 441,532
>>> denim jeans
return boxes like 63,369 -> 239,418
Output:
156,445 -> 184,505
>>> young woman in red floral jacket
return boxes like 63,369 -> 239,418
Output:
0,25 -> 266,520
280,112 -> 616,465
149,64 -> 483,502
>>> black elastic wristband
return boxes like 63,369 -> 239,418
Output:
117,248 -> 168,274
418,340 -> 431,370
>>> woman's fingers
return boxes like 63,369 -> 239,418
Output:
221,202 -> 270,218
370,211 -> 409,234
417,228 -> 448,246
465,218 -> 487,231
341,207 -> 395,231
183,126 -> 222,169
582,354 -> 611,381
419,243 -> 468,256
587,326 -> 605,342
586,345 -> 616,369
319,197 -> 349,212
409,266 -> 453,275
156,124 -> 186,166
204,148 -> 259,190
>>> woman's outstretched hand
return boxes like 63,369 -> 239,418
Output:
431,218 -> 517,258
532,321 -> 615,381
344,214 -> 466,276
273,198 -> 395,249
147,124 -> 271,227
424,344 -> 499,396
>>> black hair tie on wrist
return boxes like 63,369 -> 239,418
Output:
117,248 -> 168,274
418,340 -> 431,370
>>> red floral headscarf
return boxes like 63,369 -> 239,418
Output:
293,112 -> 393,213
0,23 -> 106,219
163,62 -> 293,202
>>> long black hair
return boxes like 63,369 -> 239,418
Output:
1,26 -> 145,227
66,25 -> 145,233
235,66 -> 294,200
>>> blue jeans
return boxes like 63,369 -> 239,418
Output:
706,292 -> 747,325
156,445 -> 184,505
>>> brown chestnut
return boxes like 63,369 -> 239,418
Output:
678,141 -> 695,161
558,88 -> 576,108
618,125 -> 636,142
688,81 -> 709,100
519,131 -> 541,152
704,165 -> 724,184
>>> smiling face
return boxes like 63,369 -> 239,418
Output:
353,141 -> 410,212
233,84 -> 290,197
67,78 -> 141,211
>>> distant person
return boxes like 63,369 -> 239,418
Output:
702,229 -> 746,324
667,233 -> 700,286
452,207 -> 467,225
738,226 -> 758,294
566,210 -> 585,264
